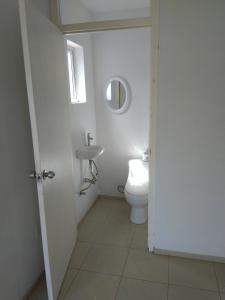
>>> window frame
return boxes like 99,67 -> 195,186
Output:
66,40 -> 87,104
67,45 -> 79,103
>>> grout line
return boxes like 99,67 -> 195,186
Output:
80,267 -> 125,277
70,268 -> 222,296
78,239 -> 131,249
58,269 -> 80,300
76,268 -> 121,278
114,247 -> 131,299
79,247 -> 131,278
115,227 -> 133,299
79,244 -> 93,270
120,274 -> 169,285
59,241 -> 93,299
129,225 -> 136,248
122,248 -> 131,275
115,274 -> 220,294
114,276 -> 124,300
167,256 -> 170,300
168,283 -> 220,294
213,261 -> 222,298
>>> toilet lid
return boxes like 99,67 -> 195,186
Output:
125,159 -> 149,196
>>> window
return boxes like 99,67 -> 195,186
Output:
67,47 -> 77,102
66,40 -> 86,104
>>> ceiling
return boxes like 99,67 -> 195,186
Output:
80,0 -> 150,14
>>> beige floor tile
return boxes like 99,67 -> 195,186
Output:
84,204 -> 110,223
96,197 -> 127,208
58,269 -> 78,300
64,271 -> 120,300
59,199 -> 224,300
93,200 -> 111,210
29,278 -> 48,300
78,221 -> 104,242
116,278 -> 167,300
169,257 -> 218,291
124,249 -> 169,283
69,242 -> 90,269
82,245 -> 128,275
94,221 -> 135,247
168,285 -> 220,300
221,293 -> 225,300
112,200 -> 129,209
131,227 -> 148,249
214,262 -> 225,292
107,206 -> 131,224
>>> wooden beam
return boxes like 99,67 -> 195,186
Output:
60,17 -> 151,34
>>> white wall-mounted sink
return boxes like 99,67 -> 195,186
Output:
76,145 -> 104,160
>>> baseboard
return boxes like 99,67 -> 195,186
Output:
77,193 -> 99,224
154,247 -> 225,263
98,194 -> 125,201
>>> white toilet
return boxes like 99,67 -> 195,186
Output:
125,159 -> 149,224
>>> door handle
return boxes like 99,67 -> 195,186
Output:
29,171 -> 42,181
42,170 -> 55,179
29,170 -> 55,181
29,170 -> 37,179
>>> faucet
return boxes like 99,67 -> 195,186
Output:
87,132 -> 93,146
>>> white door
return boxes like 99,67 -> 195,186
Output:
19,1 -> 77,299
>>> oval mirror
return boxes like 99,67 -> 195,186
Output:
105,77 -> 130,114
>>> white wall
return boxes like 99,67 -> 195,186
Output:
60,0 -> 150,24
67,33 -> 98,222
91,8 -> 149,22
60,0 -> 92,25
93,28 -> 150,197
0,0 -> 47,299
154,0 -> 225,258
29,0 -> 49,17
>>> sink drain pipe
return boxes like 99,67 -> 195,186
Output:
80,160 -> 98,195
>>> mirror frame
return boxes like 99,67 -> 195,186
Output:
104,76 -> 131,114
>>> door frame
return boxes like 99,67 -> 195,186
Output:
50,0 -> 160,252
49,0 -> 160,252
148,0 -> 160,251
49,0 -> 152,32
60,18 -> 151,34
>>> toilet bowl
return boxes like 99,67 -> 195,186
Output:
125,159 -> 149,224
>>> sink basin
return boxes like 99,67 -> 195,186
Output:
76,145 -> 104,160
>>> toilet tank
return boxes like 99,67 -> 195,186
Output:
125,159 -> 149,196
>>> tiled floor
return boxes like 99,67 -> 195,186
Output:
30,196 -> 225,300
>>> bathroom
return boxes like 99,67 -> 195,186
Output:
3,0 -> 225,299
49,26 -> 151,300
32,27 -> 151,300
68,28 -> 150,226
20,0 -> 152,298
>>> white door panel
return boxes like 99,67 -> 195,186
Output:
19,1 -> 77,299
